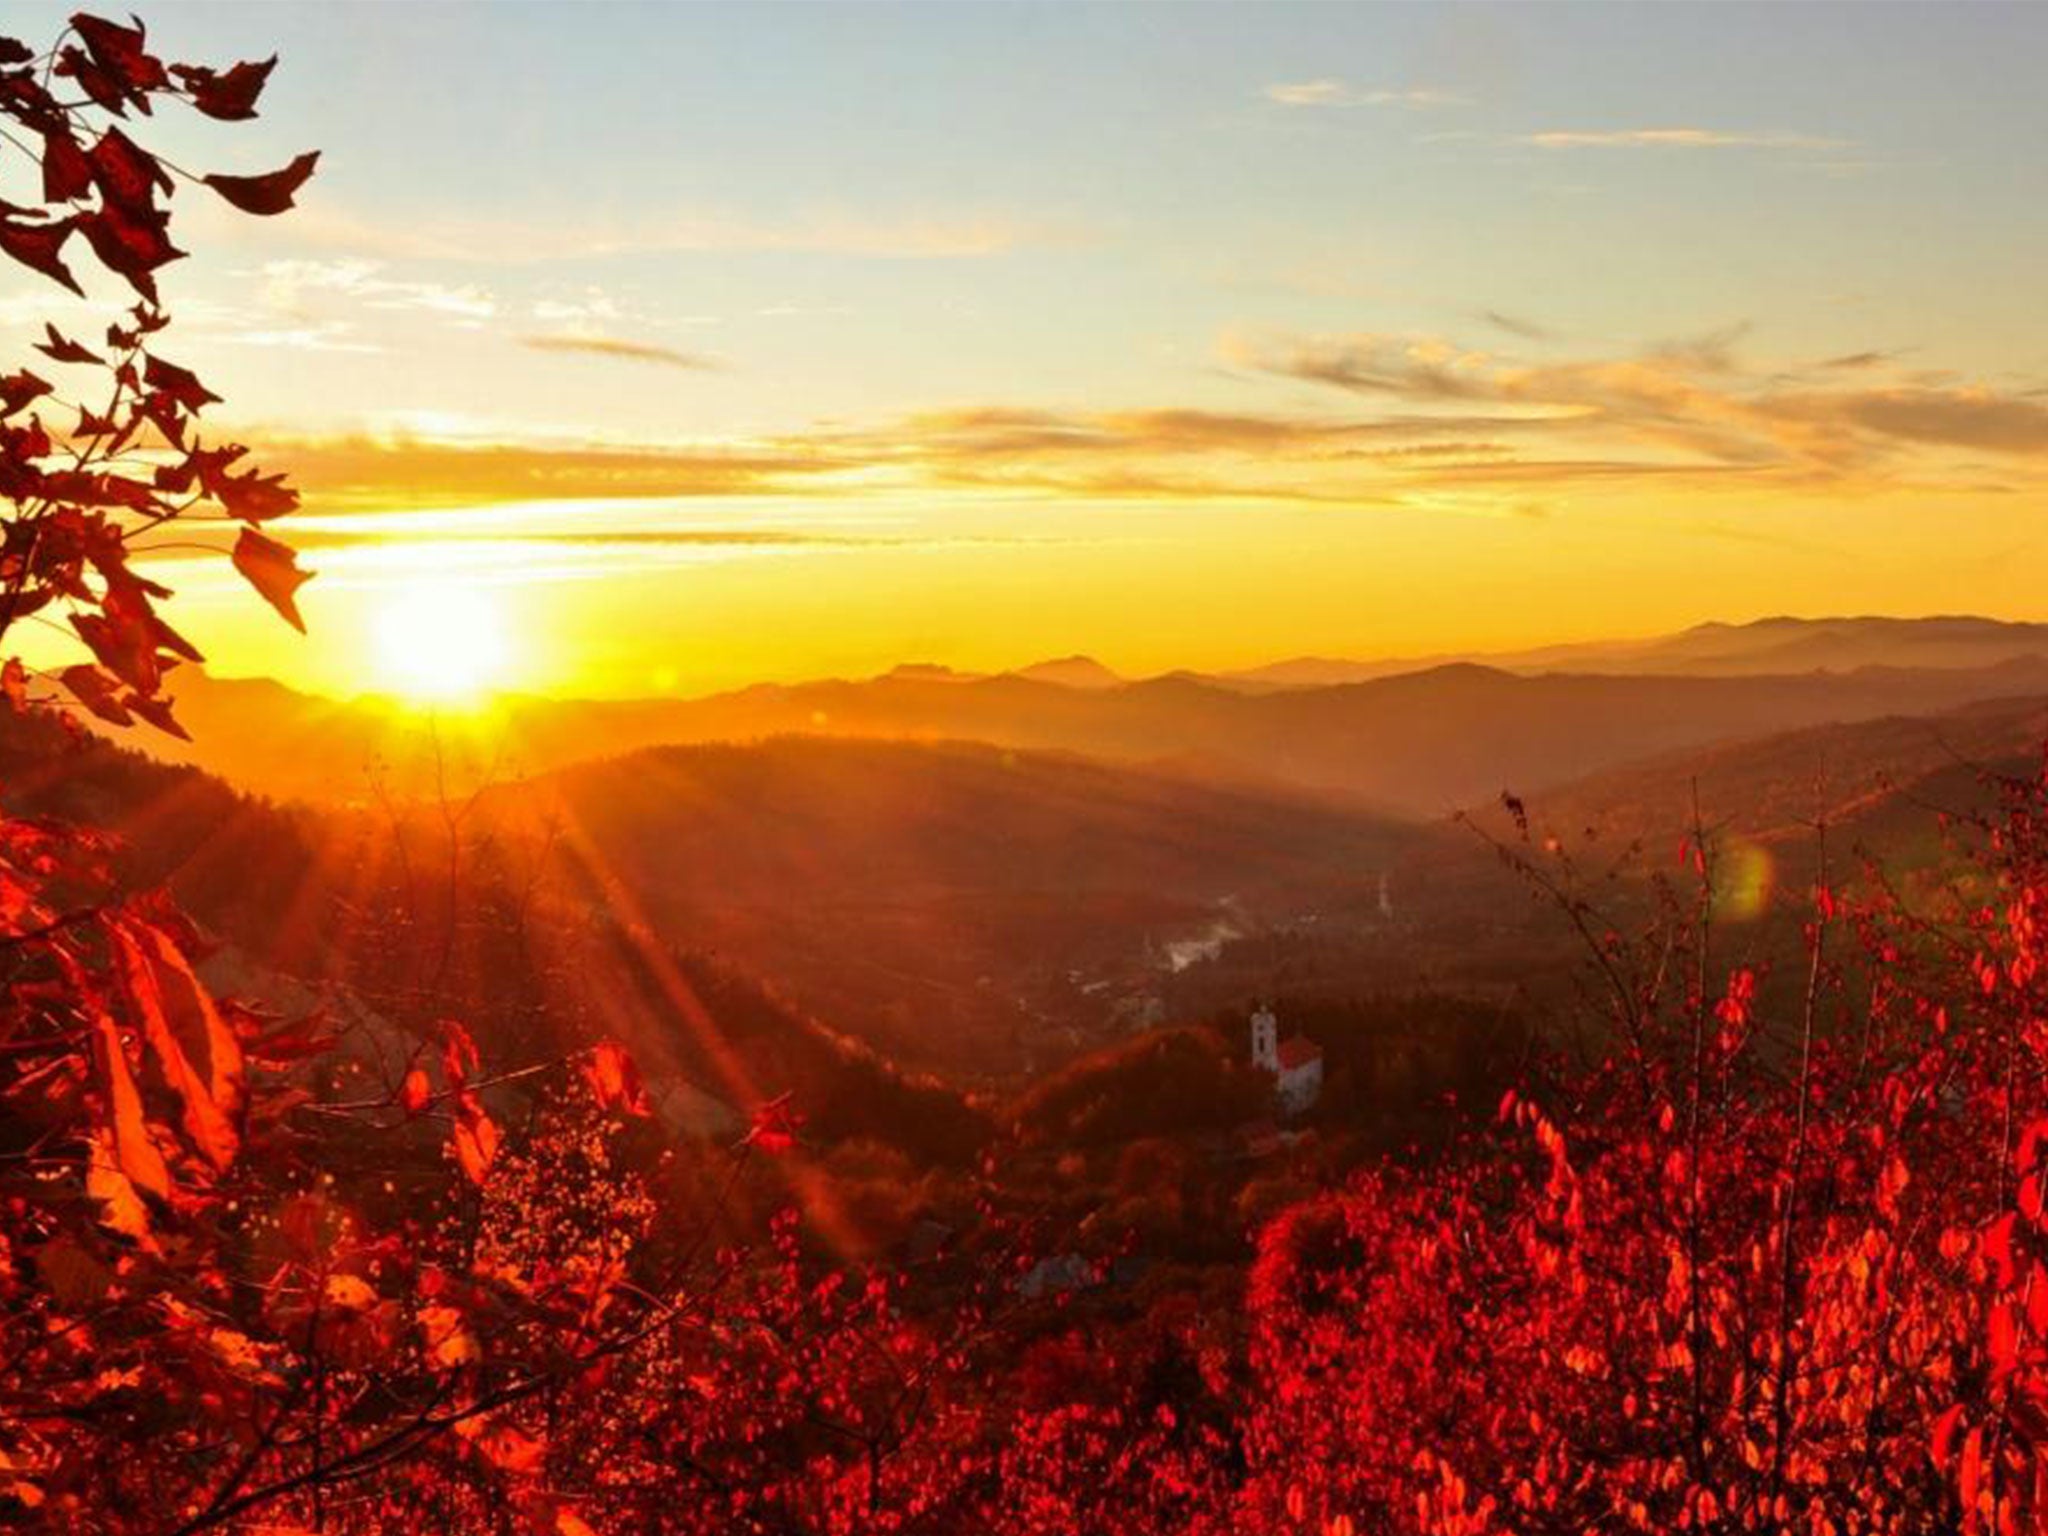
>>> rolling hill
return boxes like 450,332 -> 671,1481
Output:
470,736 -> 1413,1078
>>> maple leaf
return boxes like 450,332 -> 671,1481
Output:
40,130 -> 93,204
89,1005 -> 171,1200
452,1092 -> 500,1185
204,151 -> 319,217
70,610 -> 157,696
88,126 -> 170,213
213,461 -> 298,522
79,201 -> 184,301
35,323 -> 99,367
141,352 -> 220,413
124,689 -> 188,740
230,526 -> 311,631
136,920 -> 244,1116
113,924 -> 237,1170
0,371 -> 52,417
0,219 -> 83,295
171,55 -> 276,120
582,1041 -> 651,1116
399,1068 -> 433,1115
61,662 -> 133,725
69,14 -> 168,102
85,1132 -> 158,1249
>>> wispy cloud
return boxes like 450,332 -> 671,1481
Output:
258,258 -> 497,321
228,317 -> 2048,526
1224,325 -> 2048,488
1265,79 -> 1466,109
256,433 -> 853,509
1520,127 -> 1849,151
223,321 -> 382,355
519,333 -> 721,370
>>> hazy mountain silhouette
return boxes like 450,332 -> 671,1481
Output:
1222,615 -> 2048,689
1008,655 -> 1124,689
133,641 -> 2048,817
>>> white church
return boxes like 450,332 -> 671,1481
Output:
1250,1004 -> 1322,1116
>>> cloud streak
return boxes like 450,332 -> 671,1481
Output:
1520,127 -> 1849,151
520,333 -> 721,370
1225,325 -> 2048,489
232,319 -> 2048,529
1265,79 -> 1465,109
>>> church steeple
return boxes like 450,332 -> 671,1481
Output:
1250,1004 -> 1279,1072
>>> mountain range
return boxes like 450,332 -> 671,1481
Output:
100,615 -> 2048,818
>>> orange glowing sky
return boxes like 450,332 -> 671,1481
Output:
12,1 -> 2048,700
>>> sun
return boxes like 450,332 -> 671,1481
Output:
370,581 -> 512,703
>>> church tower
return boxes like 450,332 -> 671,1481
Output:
1250,1004 -> 1279,1072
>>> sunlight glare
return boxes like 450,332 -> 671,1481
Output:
370,581 -> 512,703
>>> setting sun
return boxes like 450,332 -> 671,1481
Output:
371,581 -> 511,702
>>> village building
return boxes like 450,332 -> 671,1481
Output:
1249,1003 -> 1322,1116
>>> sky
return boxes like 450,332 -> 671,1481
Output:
11,1 -> 2048,699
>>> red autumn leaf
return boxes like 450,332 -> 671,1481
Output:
0,218 -> 83,295
137,920 -> 243,1116
582,1041 -> 651,1116
113,924 -> 237,1170
70,13 -> 168,100
142,352 -> 220,413
231,526 -> 311,631
55,46 -> 131,118
41,130 -> 93,204
214,461 -> 298,522
440,1019 -> 482,1084
125,689 -> 189,740
60,662 -> 133,725
85,1133 -> 158,1249
76,406 -> 121,440
1930,1404 -> 1967,1470
399,1067 -> 433,1115
78,201 -> 183,301
1,658 -> 27,712
70,610 -> 158,696
35,323 -> 99,367
88,126 -> 169,213
89,1005 -> 171,1201
172,55 -> 276,121
451,1092 -> 500,1185
204,151 -> 319,217
0,371 -> 52,417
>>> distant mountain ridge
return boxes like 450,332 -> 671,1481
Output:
1222,614 -> 2048,688
106,616 -> 2048,817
